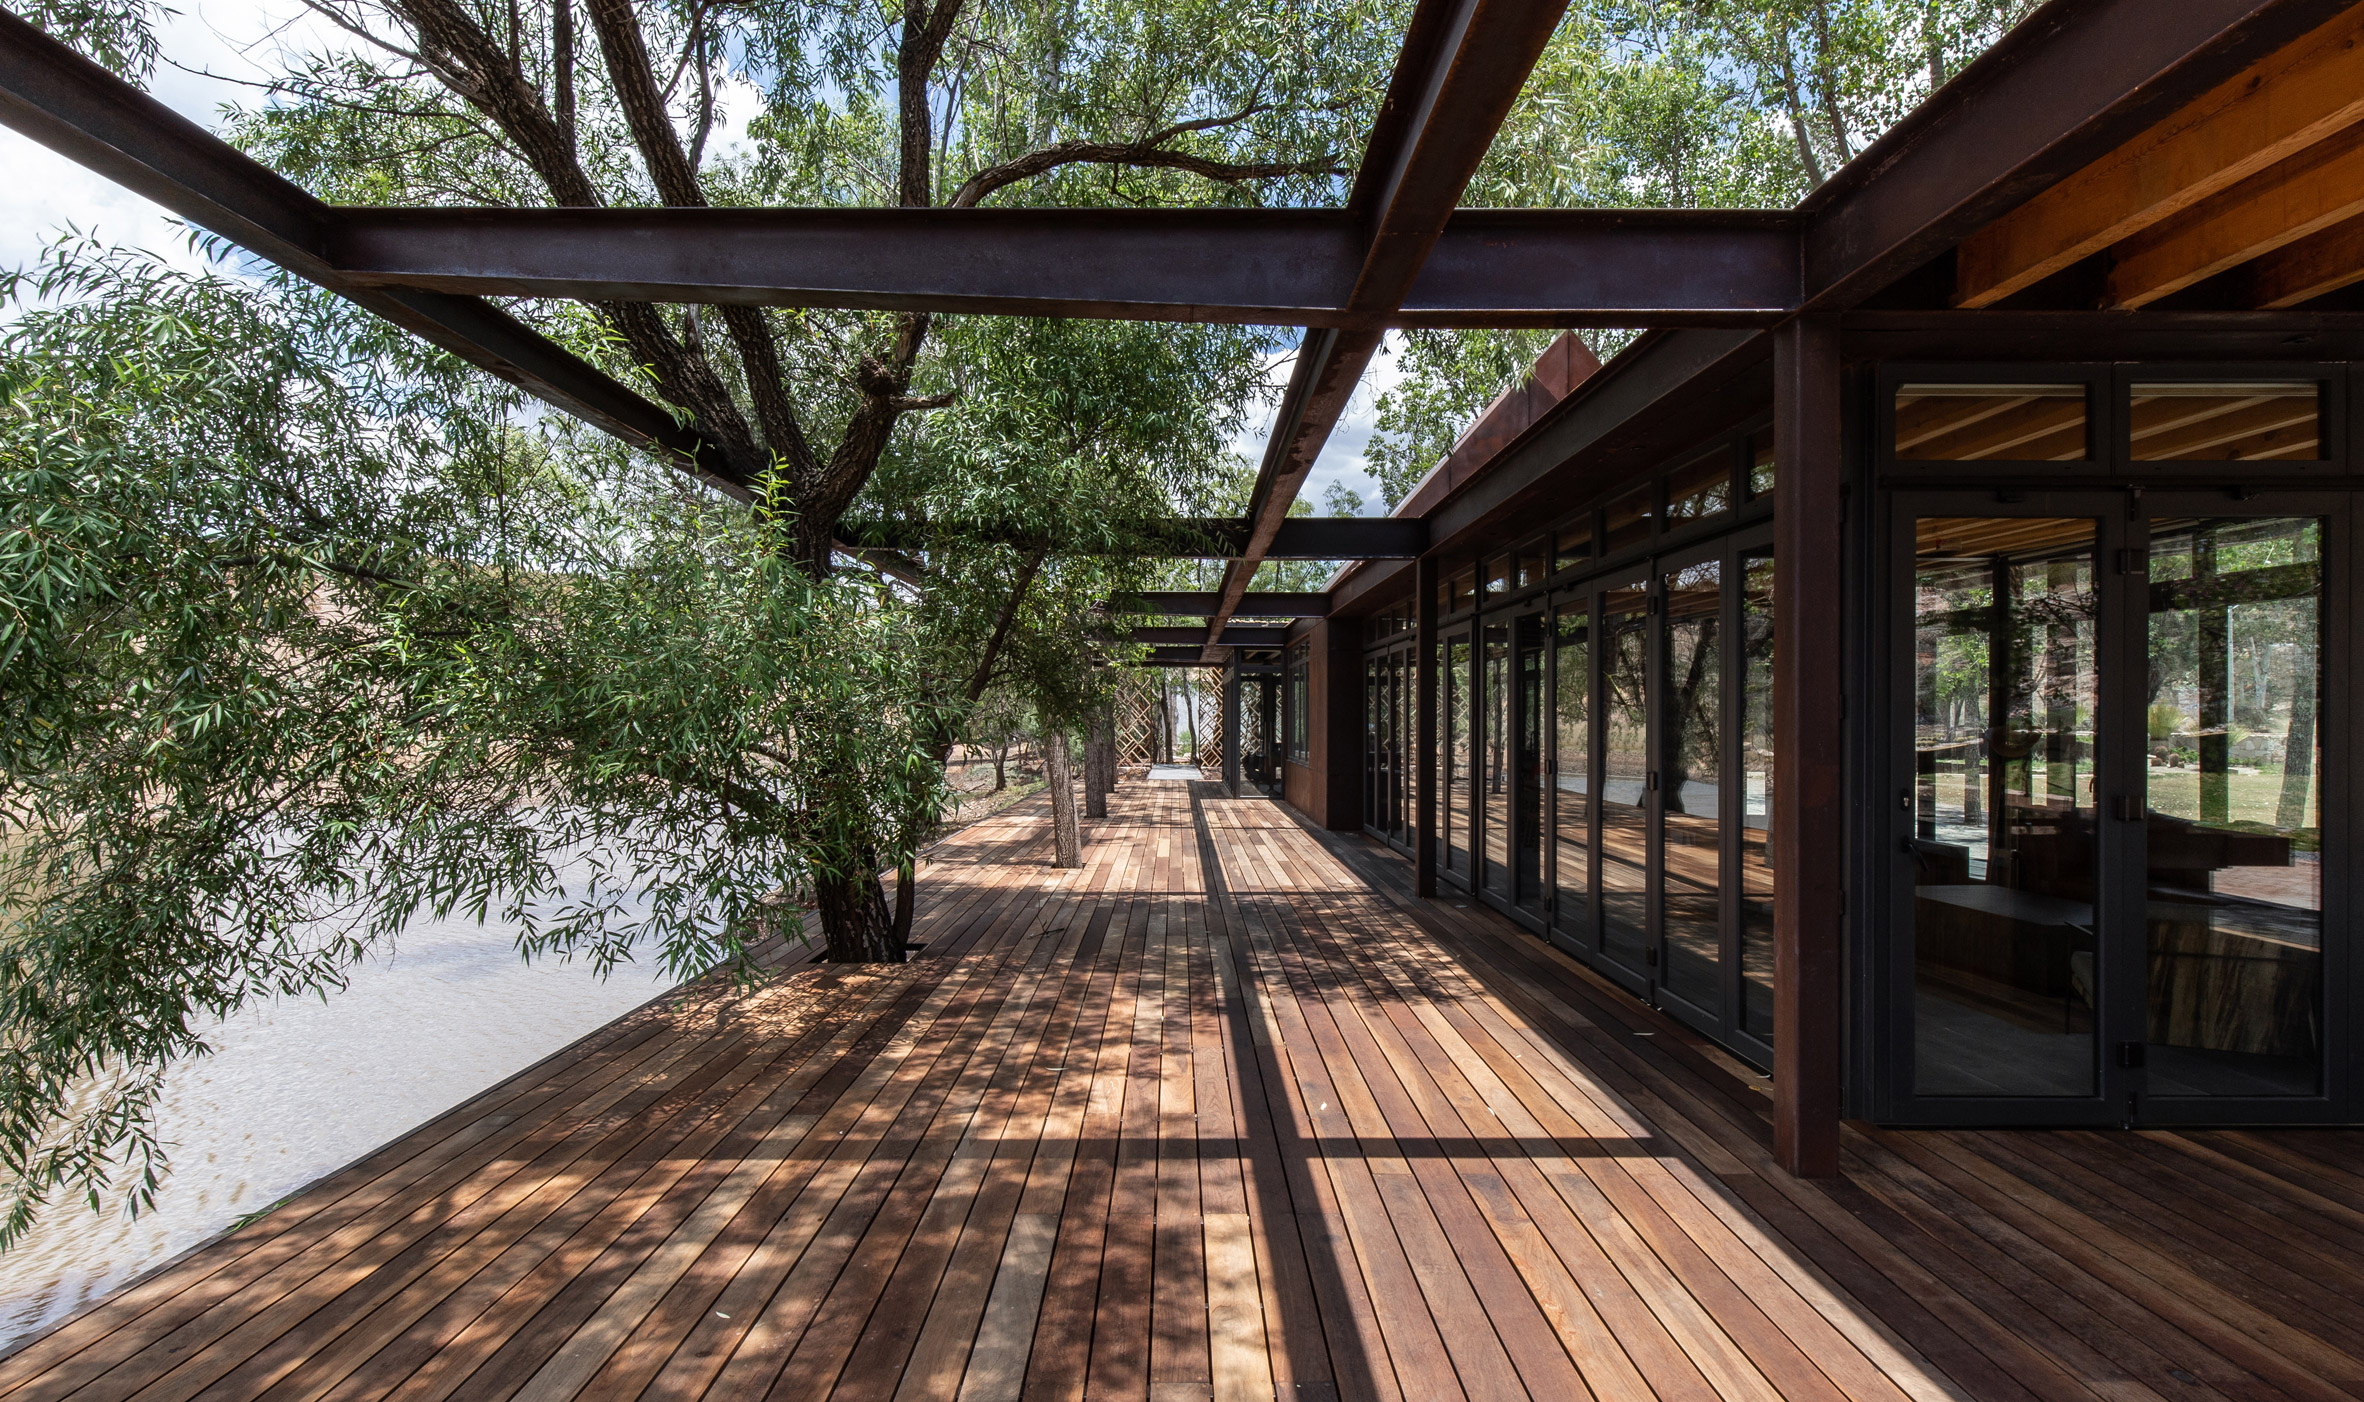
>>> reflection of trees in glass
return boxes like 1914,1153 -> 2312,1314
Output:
1662,562 -> 1721,815
2147,519 -> 2320,833
1603,599 -> 1650,787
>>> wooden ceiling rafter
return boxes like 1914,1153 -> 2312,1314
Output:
2105,114 -> 2364,306
2242,208 -> 2364,304
1954,6 -> 2364,308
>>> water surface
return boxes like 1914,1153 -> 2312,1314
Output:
0,908 -> 677,1355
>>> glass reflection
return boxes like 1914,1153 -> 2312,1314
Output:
1740,550 -> 1775,1040
1600,584 -> 1651,976
1484,622 -> 1511,897
1555,604 -> 1592,944
1911,517 -> 2100,1097
1895,385 -> 2088,461
2144,518 -> 2323,1096
2131,384 -> 2320,462
1516,612 -> 1547,910
1661,560 -> 1723,1009
1446,637 -> 1472,876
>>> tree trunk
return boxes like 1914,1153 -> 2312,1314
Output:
993,738 -> 1008,791
814,862 -> 902,962
1045,730 -> 1082,868
1083,713 -> 1110,819
891,857 -> 917,947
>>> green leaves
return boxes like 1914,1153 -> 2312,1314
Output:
0,242 -> 946,1244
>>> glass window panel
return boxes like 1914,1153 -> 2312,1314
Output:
2144,517 -> 2323,1096
1555,603 -> 1592,942
1666,452 -> 1732,524
1451,570 -> 1478,613
1484,622 -> 1512,897
1484,556 -> 1512,597
1555,523 -> 1594,574
1600,583 -> 1651,978
2130,383 -> 2321,461
1748,428 -> 1776,499
1605,486 -> 1654,553
1516,612 -> 1548,910
1895,384 -> 2089,461
1740,550 -> 1775,1041
1518,547 -> 1547,591
1661,560 -> 1724,1010
1910,517 -> 2100,1097
1447,636 -> 1473,874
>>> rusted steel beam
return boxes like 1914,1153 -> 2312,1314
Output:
837,517 -> 1425,559
1130,626 -> 1291,647
1772,315 -> 1844,1179
1199,0 -> 1570,663
325,205 -> 1798,326
1107,592 -> 1331,617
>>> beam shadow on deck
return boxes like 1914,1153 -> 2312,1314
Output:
1,781 -> 2359,1400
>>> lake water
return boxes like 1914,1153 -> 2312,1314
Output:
0,908 -> 679,1355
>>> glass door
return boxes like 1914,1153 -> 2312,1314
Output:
1658,554 -> 1725,1020
1551,601 -> 1593,953
1443,630 -> 1473,879
1597,574 -> 1653,989
2138,505 -> 2340,1116
1514,611 -> 1548,913
1896,503 -> 2119,1117
1884,493 -> 2350,1124
1482,619 -> 1512,898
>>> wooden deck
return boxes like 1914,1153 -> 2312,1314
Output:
6,779 -> 2363,1401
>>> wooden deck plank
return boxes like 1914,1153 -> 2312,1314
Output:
4,784 -> 2360,1402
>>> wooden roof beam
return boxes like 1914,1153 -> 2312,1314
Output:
1954,6 -> 2364,308
2107,119 -> 2364,306
2241,208 -> 2364,305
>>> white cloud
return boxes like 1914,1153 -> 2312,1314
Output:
1225,331 -> 1407,518
0,0 -> 369,279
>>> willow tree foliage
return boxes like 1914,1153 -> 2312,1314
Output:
0,244 -> 951,1242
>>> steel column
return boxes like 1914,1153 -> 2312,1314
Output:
1772,315 -> 1845,1177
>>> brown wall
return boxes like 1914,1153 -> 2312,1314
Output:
1281,619 -> 1364,830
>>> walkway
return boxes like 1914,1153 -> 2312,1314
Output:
4,781 -> 2361,1400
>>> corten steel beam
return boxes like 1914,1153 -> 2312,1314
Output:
837,517 -> 1425,559
0,7 -> 750,497
1108,592 -> 1331,618
1772,315 -> 1844,1179
1199,0 -> 1571,664
326,206 -> 1800,327
1797,0 -> 2358,311
1137,649 -> 1226,667
1131,627 -> 1291,647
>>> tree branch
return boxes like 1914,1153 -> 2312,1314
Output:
948,107 -> 1341,208
966,548 -> 1047,704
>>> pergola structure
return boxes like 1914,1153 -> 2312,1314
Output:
6,0 -> 2364,1180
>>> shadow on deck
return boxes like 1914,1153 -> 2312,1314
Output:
4,781 -> 2360,1401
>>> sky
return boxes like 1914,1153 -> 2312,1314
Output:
1,0 -> 1401,516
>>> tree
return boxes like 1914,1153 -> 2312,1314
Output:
175,0 -> 1379,955
0,243 -> 944,1241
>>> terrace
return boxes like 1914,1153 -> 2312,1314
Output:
3,777 -> 2355,1399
